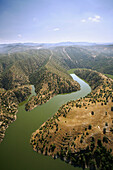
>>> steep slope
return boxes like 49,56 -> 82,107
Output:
25,67 -> 80,111
0,85 -> 31,143
0,44 -> 113,148
0,49 -> 51,89
65,45 -> 113,74
0,47 -> 80,142
31,69 -> 113,169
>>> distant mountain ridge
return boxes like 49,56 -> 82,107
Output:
0,42 -> 113,53
0,42 -> 113,145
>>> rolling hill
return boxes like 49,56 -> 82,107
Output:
0,43 -> 113,169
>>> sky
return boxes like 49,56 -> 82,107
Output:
0,0 -> 113,44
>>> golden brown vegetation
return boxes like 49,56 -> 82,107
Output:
31,69 -> 113,169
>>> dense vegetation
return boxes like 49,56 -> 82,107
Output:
25,68 -> 80,111
46,45 -> 113,75
0,44 -> 113,91
74,69 -> 104,90
64,46 -> 113,75
0,49 -> 52,142
0,49 -> 51,89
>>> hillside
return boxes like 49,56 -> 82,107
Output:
25,68 -> 80,111
0,44 -> 113,91
53,45 -> 113,75
0,85 -> 31,143
0,46 -> 80,142
0,49 -> 51,89
0,43 -> 113,168
31,69 -> 113,170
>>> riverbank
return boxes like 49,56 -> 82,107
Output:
25,71 -> 80,111
31,70 -> 113,169
0,73 -> 91,170
0,85 -> 32,143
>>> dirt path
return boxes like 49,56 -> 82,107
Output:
45,49 -> 53,67
63,47 -> 73,61
49,50 -> 53,61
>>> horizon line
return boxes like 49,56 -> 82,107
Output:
0,41 -> 113,45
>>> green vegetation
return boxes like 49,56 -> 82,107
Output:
67,68 -> 87,74
67,68 -> 78,74
0,49 -> 51,90
105,74 -> 113,79
74,69 -> 104,90
0,47 -> 80,141
0,44 -> 113,169
25,68 -> 80,111
64,45 -> 113,75
111,106 -> 113,111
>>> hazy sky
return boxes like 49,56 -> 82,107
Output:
0,0 -> 113,43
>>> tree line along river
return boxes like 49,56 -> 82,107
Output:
0,74 -> 91,170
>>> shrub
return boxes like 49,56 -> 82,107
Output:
97,139 -> 102,147
74,136 -> 76,140
80,139 -> 83,143
86,132 -> 89,135
103,128 -> 106,134
51,144 -> 56,152
103,136 -> 108,143
105,122 -> 108,126
105,111 -> 107,115
91,136 -> 95,142
111,107 -> 113,111
91,111 -> 94,115
88,125 -> 92,130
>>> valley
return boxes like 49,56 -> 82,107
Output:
0,72 -> 90,170
0,43 -> 113,170
31,69 -> 113,169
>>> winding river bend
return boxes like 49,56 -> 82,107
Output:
0,74 -> 91,170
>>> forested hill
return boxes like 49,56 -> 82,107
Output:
0,43 -> 113,147
50,45 -> 113,75
0,49 -> 51,89
0,46 -> 81,142
0,44 -> 113,90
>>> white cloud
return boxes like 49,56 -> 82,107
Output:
88,15 -> 101,22
17,34 -> 22,38
88,17 -> 92,20
81,15 -> 101,23
53,28 -> 60,31
81,19 -> 86,23
95,15 -> 101,19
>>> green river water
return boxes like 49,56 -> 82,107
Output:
0,74 -> 91,170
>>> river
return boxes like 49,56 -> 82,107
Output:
0,74 -> 91,170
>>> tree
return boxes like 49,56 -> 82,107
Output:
88,124 -> 92,130
111,106 -> 113,111
89,160 -> 96,170
51,144 -> 56,152
97,139 -> 102,147
103,128 -> 106,134
91,111 -> 94,115
103,136 -> 108,143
